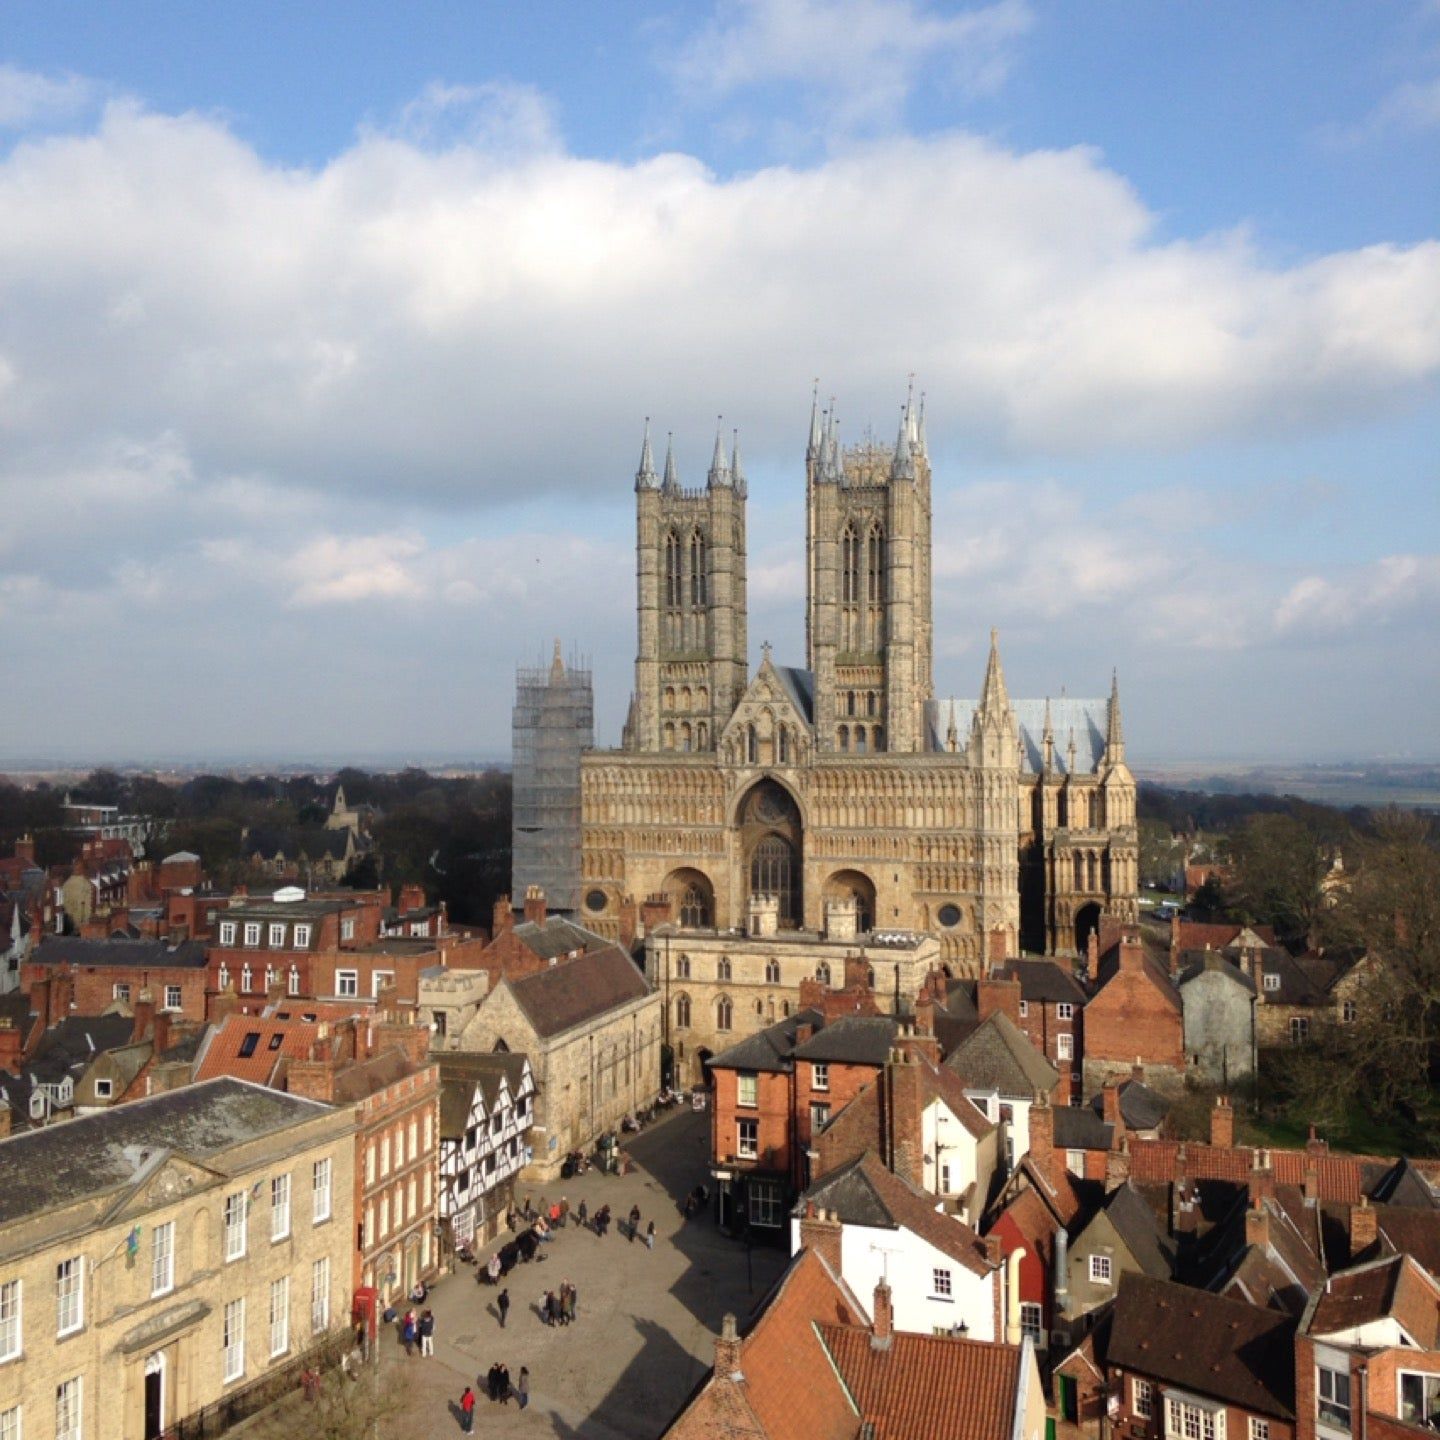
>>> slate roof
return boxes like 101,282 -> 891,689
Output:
945,1010 -> 1060,1097
992,958 -> 1088,1006
773,666 -> 814,724
791,1015 -> 898,1067
0,1077 -> 338,1225
1091,1078 -> 1169,1132
507,915 -> 609,961
1101,1182 -> 1177,1279
817,1326 -> 1025,1440
33,936 -> 209,969
801,1152 -> 995,1276
1108,1273 -> 1297,1419
1054,1106 -> 1113,1151
1307,1253 -> 1440,1346
1370,1156 -> 1440,1210
710,1009 -> 823,1073
438,1053 -> 531,1140
1176,952 -> 1257,994
505,946 -> 651,1039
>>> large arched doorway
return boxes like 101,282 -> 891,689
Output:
740,780 -> 803,928
822,869 -> 876,934
1074,902 -> 1102,957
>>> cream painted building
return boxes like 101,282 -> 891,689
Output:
449,946 -> 660,1180
0,1078 -> 354,1440
645,894 -> 940,1086
578,397 -> 1138,973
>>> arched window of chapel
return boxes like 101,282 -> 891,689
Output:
716,996 -> 733,1032
689,530 -> 707,607
664,531 -> 683,609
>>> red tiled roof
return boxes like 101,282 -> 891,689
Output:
818,1327 -> 1023,1440
195,1015 -> 318,1086
1307,1254 -> 1440,1346
1128,1139 -> 1379,1204
1173,921 -> 1277,951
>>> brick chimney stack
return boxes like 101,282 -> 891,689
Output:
286,1057 -> 339,1103
1350,1196 -> 1378,1257
209,986 -> 240,1026
798,1203 -> 842,1272
523,886 -> 547,926
14,834 -> 34,864
1101,1080 -> 1124,1135
492,895 -> 515,936
977,977 -> 1021,1027
617,894 -> 638,951
1028,1092 -> 1055,1181
871,1281 -> 894,1348
714,1313 -> 742,1378
131,988 -> 156,1044
0,1017 -> 22,1074
639,893 -> 673,936
1248,1149 -> 1276,1206
883,1049 -> 925,1190
1245,1198 -> 1270,1251
1118,934 -> 1144,972
1209,1094 -> 1235,1149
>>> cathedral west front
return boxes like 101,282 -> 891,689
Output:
577,390 -> 1138,974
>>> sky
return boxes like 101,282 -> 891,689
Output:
0,0 -> 1437,765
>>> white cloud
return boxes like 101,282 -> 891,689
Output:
1274,555 -> 1440,636
671,0 -> 1033,131
387,80 -> 560,155
0,65 -> 96,129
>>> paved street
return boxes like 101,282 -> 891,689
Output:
369,1107 -> 787,1438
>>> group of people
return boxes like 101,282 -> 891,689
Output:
458,1364 -> 529,1429
400,1307 -> 435,1356
541,1280 -> 578,1326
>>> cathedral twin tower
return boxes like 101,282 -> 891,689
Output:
578,388 -> 1138,970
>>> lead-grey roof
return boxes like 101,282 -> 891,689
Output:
924,697 -> 1108,772
509,916 -> 609,961
1099,1180 -> 1178,1280
797,1153 -> 897,1229
945,1010 -> 1060,1097
35,937 -> 209,969
0,1077 -> 336,1225
992,958 -> 1088,1006
774,666 -> 815,724
1054,1107 -> 1113,1151
1090,1078 -> 1170,1133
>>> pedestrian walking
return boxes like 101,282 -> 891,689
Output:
498,1363 -> 511,1406
517,1367 -> 530,1411
460,1385 -> 476,1433
577,1198 -> 588,1230
402,1308 -> 417,1356
628,1205 -> 641,1242
497,1288 -> 510,1329
420,1309 -> 435,1356
486,1363 -> 500,1402
559,1196 -> 570,1228
566,1281 -> 578,1323
486,1252 -> 502,1285
645,1219 -> 655,1250
543,1289 -> 557,1326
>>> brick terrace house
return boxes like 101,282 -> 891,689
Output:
23,936 -> 211,1023
709,995 -> 900,1234
662,1237 -> 1046,1440
1098,1274 -> 1297,1440
1297,1253 -> 1440,1440
1083,934 -> 1184,1094
196,1012 -> 438,1304
990,957 -> 1088,1104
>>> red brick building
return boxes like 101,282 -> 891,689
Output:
989,957 -> 1087,1103
1082,934 -> 1184,1093
22,936 -> 211,1023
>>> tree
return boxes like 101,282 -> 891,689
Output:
1228,812 -> 1340,944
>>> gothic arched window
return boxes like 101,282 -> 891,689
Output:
679,885 -> 711,927
746,725 -> 758,764
689,530 -> 707,607
717,955 -> 732,981
765,958 -> 781,984
716,996 -> 733,1032
841,523 -> 860,604
664,531 -> 683,609
872,724 -> 885,753
838,725 -> 850,752
676,953 -> 691,979
675,994 -> 691,1028
681,722 -> 693,753
866,523 -> 885,602
815,961 -> 831,985
778,727 -> 790,764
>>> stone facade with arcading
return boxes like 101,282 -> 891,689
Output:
578,393 -> 1138,974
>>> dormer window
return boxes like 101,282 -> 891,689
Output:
1263,973 -> 1281,992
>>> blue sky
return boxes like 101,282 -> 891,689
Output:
0,0 -> 1436,763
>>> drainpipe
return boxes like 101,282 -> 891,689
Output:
1006,1246 -> 1026,1344
1054,1226 -> 1070,1325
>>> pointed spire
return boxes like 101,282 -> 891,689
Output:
916,391 -> 928,458
731,429 -> 747,496
1106,669 -> 1126,765
1067,728 -> 1078,775
978,627 -> 1011,719
807,381 -> 822,460
891,400 -> 916,480
1042,697 -> 1055,774
946,703 -> 959,753
708,417 -> 732,488
635,417 -> 658,491
662,432 -> 679,492
550,638 -> 565,681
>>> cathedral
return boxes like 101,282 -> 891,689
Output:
577,391 -> 1138,972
